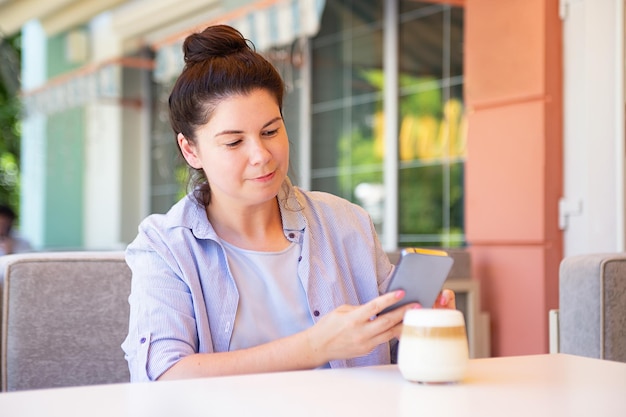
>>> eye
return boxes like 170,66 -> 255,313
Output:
225,139 -> 242,148
262,128 -> 280,138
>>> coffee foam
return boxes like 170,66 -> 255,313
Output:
402,308 -> 465,327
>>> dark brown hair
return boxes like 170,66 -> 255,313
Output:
169,25 -> 285,206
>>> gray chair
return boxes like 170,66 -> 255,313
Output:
550,253 -> 626,362
0,251 -> 131,391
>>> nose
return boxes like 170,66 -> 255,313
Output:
248,137 -> 272,165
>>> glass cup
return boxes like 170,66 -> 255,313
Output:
397,308 -> 469,384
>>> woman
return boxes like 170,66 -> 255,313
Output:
122,24 -> 455,382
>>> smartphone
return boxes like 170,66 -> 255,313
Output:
379,248 -> 454,314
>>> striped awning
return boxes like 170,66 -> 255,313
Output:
21,56 -> 155,116
154,0 -> 326,83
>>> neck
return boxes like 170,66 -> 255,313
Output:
207,197 -> 288,251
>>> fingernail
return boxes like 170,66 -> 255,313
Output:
412,303 -> 422,309
395,290 -> 405,299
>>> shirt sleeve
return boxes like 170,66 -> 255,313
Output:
122,231 -> 200,382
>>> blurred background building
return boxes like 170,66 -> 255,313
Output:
0,0 -> 623,358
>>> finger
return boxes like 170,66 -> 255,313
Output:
367,302 -> 419,337
366,321 -> 406,350
368,303 -> 421,343
362,290 -> 407,318
434,289 -> 456,309
442,289 -> 456,309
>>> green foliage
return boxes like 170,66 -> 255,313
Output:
398,162 -> 465,248
360,69 -> 442,117
175,164 -> 190,201
337,69 -> 465,247
337,126 -> 382,197
0,33 -> 22,211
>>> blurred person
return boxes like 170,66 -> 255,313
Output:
0,204 -> 31,255
122,25 -> 456,382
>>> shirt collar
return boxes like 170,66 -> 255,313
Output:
277,177 -> 307,243
172,177 -> 308,241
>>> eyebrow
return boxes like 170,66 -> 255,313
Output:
215,117 -> 283,137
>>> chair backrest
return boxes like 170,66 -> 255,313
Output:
559,252 -> 626,363
0,251 -> 131,391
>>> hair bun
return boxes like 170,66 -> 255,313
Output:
183,25 -> 251,64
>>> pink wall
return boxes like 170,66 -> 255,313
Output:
464,0 -> 563,356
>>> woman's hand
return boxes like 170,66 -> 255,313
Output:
433,289 -> 456,309
304,290 -> 419,365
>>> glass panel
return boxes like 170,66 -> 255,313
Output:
448,160 -> 465,242
312,107 -> 345,172
312,100 -> 383,194
336,100 -> 383,200
317,0 -> 382,37
449,8 -> 464,79
399,1 -> 441,14
150,80 -> 186,214
311,0 -> 384,228
397,2 -> 465,248
398,161 -> 464,247
399,6 -> 445,80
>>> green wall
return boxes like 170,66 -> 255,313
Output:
43,34 -> 84,248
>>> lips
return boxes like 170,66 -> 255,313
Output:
254,171 -> 276,181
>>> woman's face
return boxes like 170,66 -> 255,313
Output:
178,89 -> 289,209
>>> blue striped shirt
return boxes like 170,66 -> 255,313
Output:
122,178 -> 395,382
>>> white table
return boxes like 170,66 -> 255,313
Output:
1,354 -> 624,417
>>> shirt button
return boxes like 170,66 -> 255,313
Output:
140,337 -> 146,344
313,310 -> 320,317
298,256 -> 302,262
288,232 -> 295,239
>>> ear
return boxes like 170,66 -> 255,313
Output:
178,133 -> 202,169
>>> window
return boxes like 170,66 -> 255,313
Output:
309,0 -> 465,249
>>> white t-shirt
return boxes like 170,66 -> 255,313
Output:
221,240 -> 315,351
